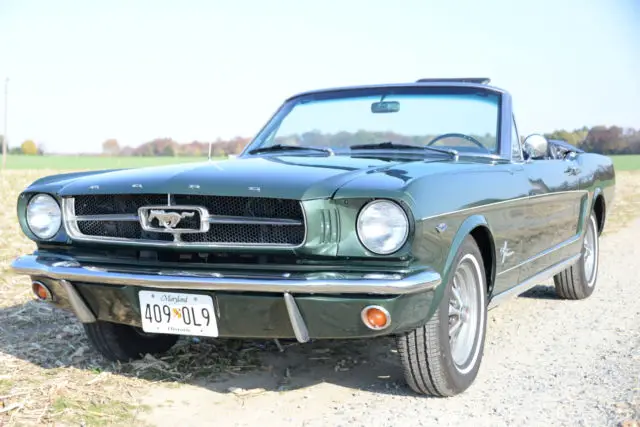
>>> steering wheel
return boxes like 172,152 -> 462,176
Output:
426,133 -> 489,152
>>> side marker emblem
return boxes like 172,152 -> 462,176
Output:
500,241 -> 515,264
435,223 -> 447,233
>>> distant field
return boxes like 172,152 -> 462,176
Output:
1,154 -> 216,170
2,153 -> 639,171
609,155 -> 640,171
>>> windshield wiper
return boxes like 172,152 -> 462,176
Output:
248,144 -> 334,156
350,141 -> 458,160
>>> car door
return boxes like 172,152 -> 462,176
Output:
490,116 -> 529,295
519,140 -> 584,282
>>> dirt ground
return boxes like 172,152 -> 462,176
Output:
1,170 -> 639,426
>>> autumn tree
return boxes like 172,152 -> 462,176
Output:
102,139 -> 120,155
21,140 -> 38,155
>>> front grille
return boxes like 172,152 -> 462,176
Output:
181,223 -> 304,245
74,194 -> 167,216
65,194 -> 306,247
77,221 -> 174,242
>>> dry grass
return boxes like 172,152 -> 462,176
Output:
0,170 -> 266,426
605,171 -> 640,234
0,169 -> 638,426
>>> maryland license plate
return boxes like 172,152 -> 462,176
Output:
138,291 -> 218,337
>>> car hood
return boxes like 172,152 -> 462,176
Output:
42,155 -> 440,200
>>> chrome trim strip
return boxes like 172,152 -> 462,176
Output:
420,190 -> 588,221
74,211 -> 302,227
208,215 -> 302,226
62,196 -> 308,249
73,215 -> 301,228
11,255 -> 441,295
488,254 -> 580,310
497,234 -> 581,276
59,279 -> 97,323
75,214 -> 139,222
284,293 -> 310,343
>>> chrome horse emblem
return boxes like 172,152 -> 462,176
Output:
148,210 -> 195,230
500,241 -> 515,265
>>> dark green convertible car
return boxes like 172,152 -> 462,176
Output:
12,78 -> 615,396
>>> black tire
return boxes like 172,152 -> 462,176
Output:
553,212 -> 600,300
84,321 -> 179,362
396,235 -> 488,397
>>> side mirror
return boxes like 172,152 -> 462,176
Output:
523,134 -> 549,159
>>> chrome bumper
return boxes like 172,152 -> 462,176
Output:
10,255 -> 442,295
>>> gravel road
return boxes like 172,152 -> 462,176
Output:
142,218 -> 640,427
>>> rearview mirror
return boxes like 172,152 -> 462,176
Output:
523,134 -> 549,159
371,101 -> 400,114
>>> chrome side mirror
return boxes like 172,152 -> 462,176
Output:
523,134 -> 549,159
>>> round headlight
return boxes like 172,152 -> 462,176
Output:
357,200 -> 409,255
26,194 -> 62,239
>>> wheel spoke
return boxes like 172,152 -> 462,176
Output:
449,305 -> 461,316
449,319 -> 462,338
452,282 -> 464,308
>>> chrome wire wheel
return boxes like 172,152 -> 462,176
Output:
583,215 -> 599,287
553,212 -> 601,300
448,254 -> 484,374
396,235 -> 487,397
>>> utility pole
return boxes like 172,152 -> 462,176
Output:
2,77 -> 8,171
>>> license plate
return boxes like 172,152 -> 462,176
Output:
138,291 -> 218,337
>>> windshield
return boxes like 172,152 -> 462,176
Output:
250,89 -> 501,155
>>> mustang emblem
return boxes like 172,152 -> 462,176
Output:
148,210 -> 195,230
500,241 -> 515,264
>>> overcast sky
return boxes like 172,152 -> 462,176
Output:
1,0 -> 639,153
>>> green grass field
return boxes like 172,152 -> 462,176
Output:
1,154 -> 639,171
609,155 -> 640,171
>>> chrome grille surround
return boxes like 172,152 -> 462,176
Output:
62,195 -> 307,248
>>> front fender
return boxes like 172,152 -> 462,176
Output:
430,214 -> 493,313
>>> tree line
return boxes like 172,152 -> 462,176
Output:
100,125 -> 639,157
2,124 -> 639,156
100,137 -> 251,157
3,138 -> 45,155
544,126 -> 640,155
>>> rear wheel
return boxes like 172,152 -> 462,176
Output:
84,321 -> 179,362
396,235 -> 488,396
553,212 -> 599,300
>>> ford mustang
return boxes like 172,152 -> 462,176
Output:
11,77 -> 615,396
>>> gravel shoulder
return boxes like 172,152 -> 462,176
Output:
141,218 -> 640,427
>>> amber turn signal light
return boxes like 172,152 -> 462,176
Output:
32,281 -> 52,301
361,305 -> 391,330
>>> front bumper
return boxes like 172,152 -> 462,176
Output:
11,254 -> 441,341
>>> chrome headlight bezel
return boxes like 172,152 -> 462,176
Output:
356,199 -> 410,255
26,194 -> 62,240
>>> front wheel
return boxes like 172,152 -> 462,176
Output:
396,235 -> 488,397
553,212 -> 600,300
84,321 -> 180,362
